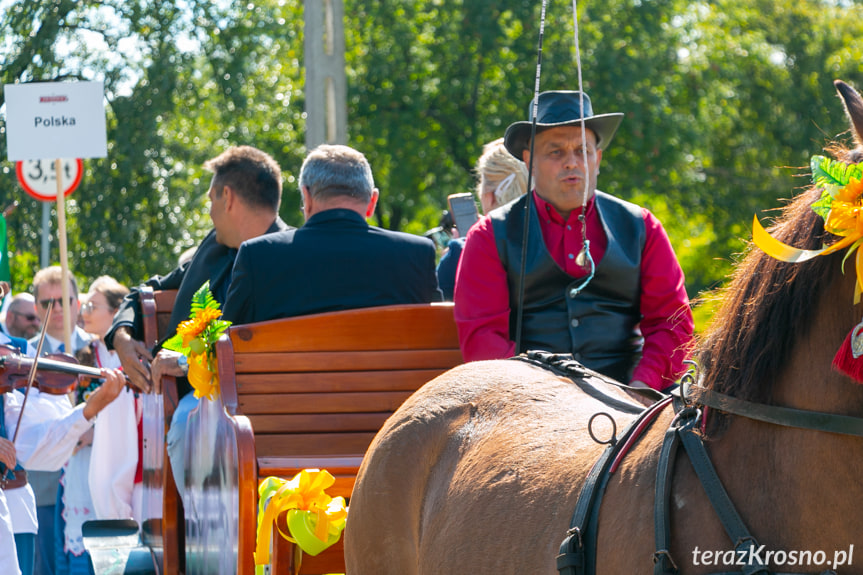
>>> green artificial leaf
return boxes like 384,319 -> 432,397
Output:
189,281 -> 216,315
812,155 -> 863,192
810,188 -> 834,221
162,333 -> 189,354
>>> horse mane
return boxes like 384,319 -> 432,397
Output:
695,143 -> 863,436
694,80 -> 863,438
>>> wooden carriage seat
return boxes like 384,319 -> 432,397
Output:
214,303 -> 463,575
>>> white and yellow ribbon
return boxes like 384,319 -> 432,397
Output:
254,469 -> 347,572
753,174 -> 863,303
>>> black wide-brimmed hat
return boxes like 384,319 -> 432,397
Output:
503,90 -> 624,158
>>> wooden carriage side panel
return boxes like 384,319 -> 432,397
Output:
139,288 -> 182,574
223,303 -> 462,575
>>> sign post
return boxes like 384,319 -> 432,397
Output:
4,81 -> 107,352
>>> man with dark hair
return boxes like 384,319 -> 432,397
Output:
104,146 -> 291,496
454,91 -> 693,392
106,145 -> 289,391
221,144 -> 441,324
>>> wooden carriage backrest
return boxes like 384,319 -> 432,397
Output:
141,287 -> 179,348
214,303 -> 462,574
216,302 -> 463,497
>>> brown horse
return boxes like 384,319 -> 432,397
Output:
345,80 -> 863,574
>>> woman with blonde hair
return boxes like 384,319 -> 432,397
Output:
474,137 -> 528,214
437,138 -> 528,300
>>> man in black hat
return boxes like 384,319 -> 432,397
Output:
453,90 -> 693,391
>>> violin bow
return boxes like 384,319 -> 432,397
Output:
11,297 -> 54,444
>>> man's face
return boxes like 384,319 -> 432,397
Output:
35,282 -> 78,340
208,177 -> 228,245
7,300 -> 40,339
523,125 -> 602,219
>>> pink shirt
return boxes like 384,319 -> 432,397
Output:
453,192 -> 693,391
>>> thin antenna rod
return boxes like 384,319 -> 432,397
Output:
571,0 -> 595,295
514,0 -> 549,356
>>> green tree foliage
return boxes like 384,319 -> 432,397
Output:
1,0 -> 862,305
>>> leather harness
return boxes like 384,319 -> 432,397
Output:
517,354 -> 853,575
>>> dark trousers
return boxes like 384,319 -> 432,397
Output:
33,504 -> 55,575
15,532 -> 35,575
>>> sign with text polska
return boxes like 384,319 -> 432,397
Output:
4,81 -> 107,162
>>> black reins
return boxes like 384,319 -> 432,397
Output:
685,380 -> 863,438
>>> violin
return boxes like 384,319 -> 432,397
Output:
0,344 -> 112,396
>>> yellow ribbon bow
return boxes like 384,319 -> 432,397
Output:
254,469 -> 347,570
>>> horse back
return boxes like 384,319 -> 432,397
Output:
346,358 -> 648,574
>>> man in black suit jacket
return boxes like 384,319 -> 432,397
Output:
105,146 -> 291,394
221,144 -> 440,325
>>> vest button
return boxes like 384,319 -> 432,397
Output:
571,318 -> 580,328
573,352 -> 582,361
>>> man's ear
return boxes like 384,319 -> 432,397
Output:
221,185 -> 236,210
521,148 -> 531,167
301,186 -> 313,220
365,189 -> 379,219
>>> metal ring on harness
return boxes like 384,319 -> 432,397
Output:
587,412 -> 617,445
652,549 -> 678,572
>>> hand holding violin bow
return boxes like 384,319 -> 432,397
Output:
0,437 -> 16,470
80,367 -> 126,421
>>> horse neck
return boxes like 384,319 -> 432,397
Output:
770,267 -> 863,416
706,269 -> 863,544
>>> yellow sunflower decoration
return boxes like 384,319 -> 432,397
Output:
162,281 -> 231,400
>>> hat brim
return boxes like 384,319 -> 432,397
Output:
503,113 -> 624,159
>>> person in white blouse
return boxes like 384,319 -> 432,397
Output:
56,276 -> 133,572
1,443 -> 22,575
80,276 -> 138,523
1,337 -> 126,575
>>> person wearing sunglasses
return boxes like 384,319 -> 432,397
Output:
4,294 -> 41,341
24,266 -> 91,575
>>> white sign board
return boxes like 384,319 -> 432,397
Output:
4,81 -> 107,161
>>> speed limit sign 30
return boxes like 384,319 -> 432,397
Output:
16,158 -> 83,201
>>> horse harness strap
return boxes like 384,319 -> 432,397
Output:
557,396 -> 673,575
688,384 -> 863,438
558,384 -> 845,575
515,351 -> 664,413
654,405 -> 772,575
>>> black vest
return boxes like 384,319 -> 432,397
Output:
490,191 -> 645,382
